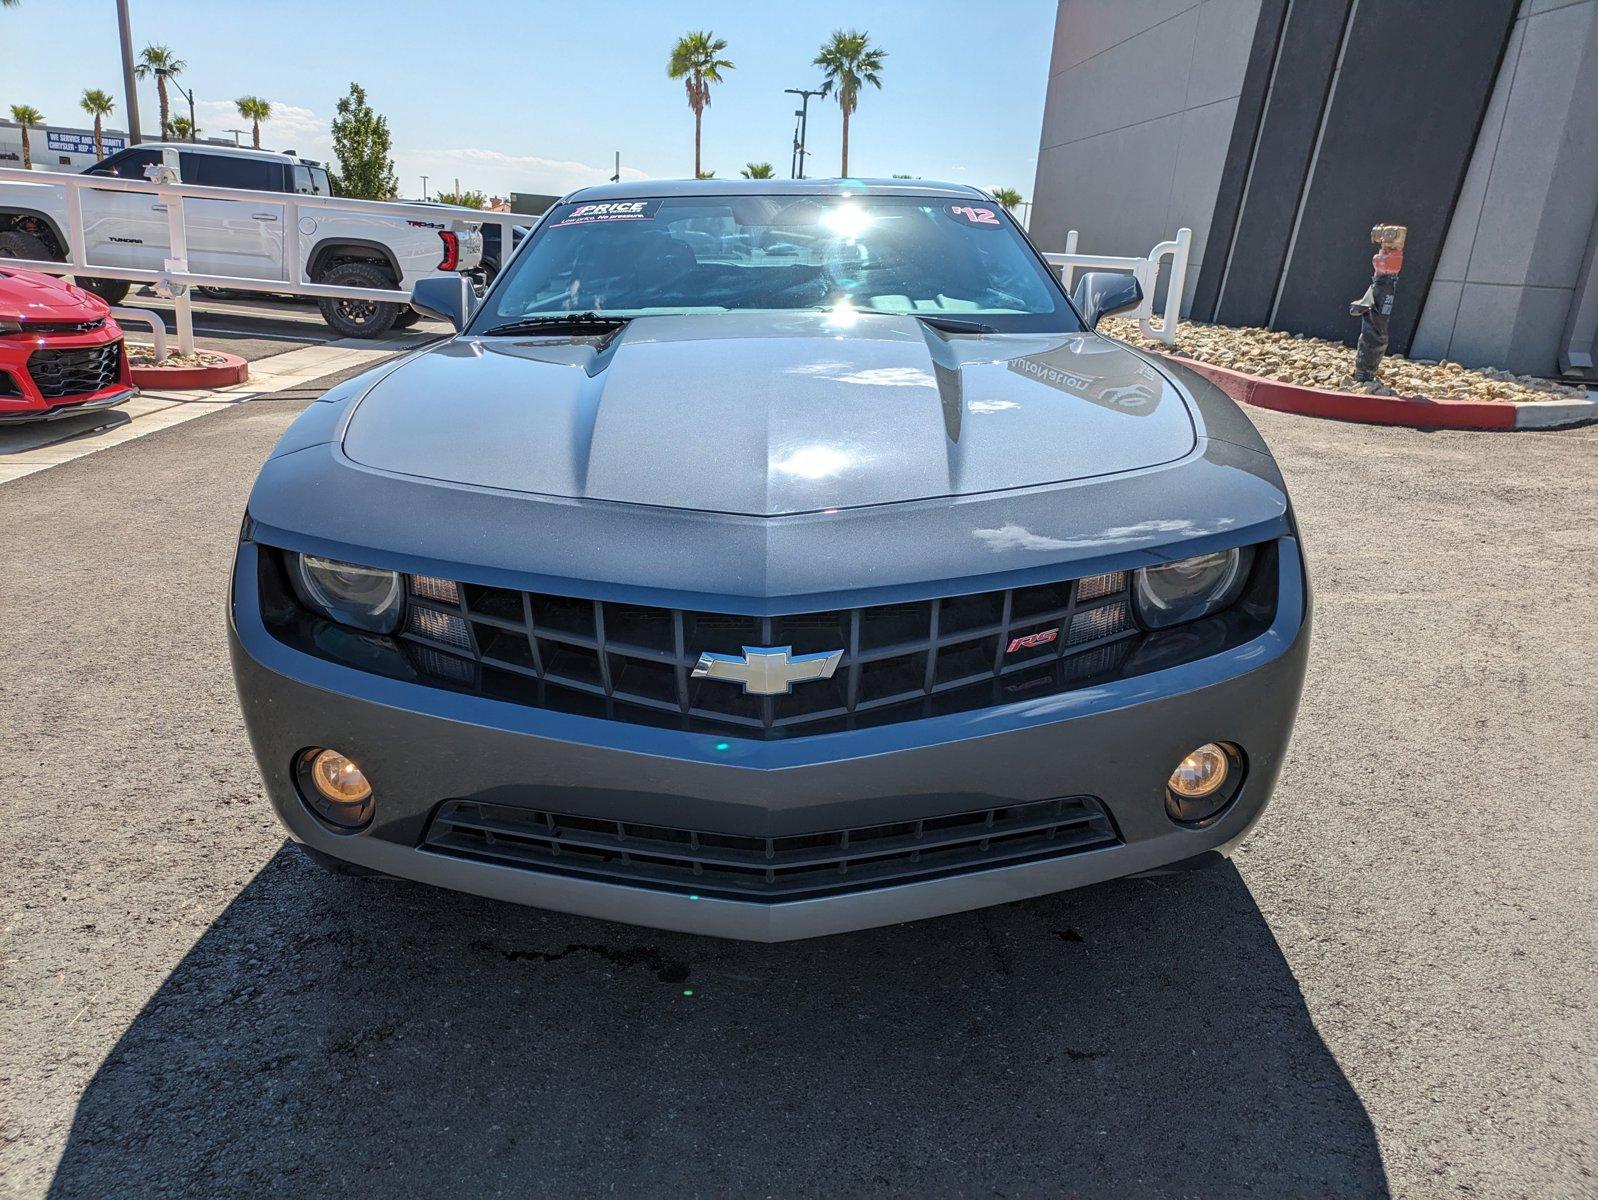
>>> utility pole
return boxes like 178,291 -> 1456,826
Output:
115,0 -> 143,145
785,87 -> 823,179
611,151 -> 620,183
420,175 -> 430,201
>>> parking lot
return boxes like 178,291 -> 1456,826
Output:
0,292 -> 444,485
1,319 -> 1594,1197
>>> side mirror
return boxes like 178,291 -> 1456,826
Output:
410,275 -> 477,333
1071,271 -> 1143,331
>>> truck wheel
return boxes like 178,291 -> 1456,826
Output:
78,277 -> 131,306
0,230 -> 51,261
391,307 -> 422,329
316,261 -> 400,338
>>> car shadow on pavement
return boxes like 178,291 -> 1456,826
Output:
48,849 -> 1389,1198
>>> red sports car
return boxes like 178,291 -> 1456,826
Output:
0,268 -> 136,424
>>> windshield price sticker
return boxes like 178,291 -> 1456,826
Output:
946,204 -> 1002,227
552,200 -> 663,229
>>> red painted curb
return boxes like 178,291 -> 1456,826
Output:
130,351 -> 249,391
1160,353 -> 1518,429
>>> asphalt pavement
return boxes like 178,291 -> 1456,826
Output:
0,388 -> 1593,1198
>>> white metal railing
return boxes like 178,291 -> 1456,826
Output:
111,306 -> 167,362
1046,227 -> 1192,346
0,155 -> 527,352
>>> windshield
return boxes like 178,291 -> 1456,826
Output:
471,194 -> 1079,334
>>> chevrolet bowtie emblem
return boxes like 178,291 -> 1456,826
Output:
691,645 -> 844,696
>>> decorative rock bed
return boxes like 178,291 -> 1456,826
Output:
1101,318 -> 1595,430
127,344 -> 249,390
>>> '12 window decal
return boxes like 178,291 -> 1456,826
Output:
946,204 -> 1001,227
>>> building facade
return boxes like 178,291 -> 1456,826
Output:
1,119 -> 241,173
1030,0 -> 1598,379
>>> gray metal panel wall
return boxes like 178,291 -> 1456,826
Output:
1412,0 -> 1598,376
1210,0 -> 1352,327
1269,0 -> 1519,350
1029,0 -> 1263,314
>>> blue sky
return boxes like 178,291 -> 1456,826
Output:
3,0 -> 1056,200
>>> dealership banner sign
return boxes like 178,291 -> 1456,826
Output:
47,131 -> 124,156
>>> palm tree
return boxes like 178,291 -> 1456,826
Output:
991,187 -> 1023,212
133,44 -> 185,140
80,89 -> 115,159
814,30 -> 886,178
9,104 -> 43,169
740,162 -> 774,179
667,31 -> 733,180
236,97 -> 271,149
169,115 -> 197,142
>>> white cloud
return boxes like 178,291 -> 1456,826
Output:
398,146 -> 649,199
191,99 -> 330,155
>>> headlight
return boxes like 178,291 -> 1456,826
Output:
1133,546 -> 1253,629
289,553 -> 404,633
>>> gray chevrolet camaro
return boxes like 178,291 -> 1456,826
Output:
229,180 -> 1311,941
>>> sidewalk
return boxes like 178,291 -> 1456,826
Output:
0,339 -> 406,485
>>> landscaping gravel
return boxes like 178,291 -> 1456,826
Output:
1102,316 -> 1587,405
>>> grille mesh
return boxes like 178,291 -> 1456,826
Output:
26,341 -> 122,400
400,570 -> 1140,738
424,795 -> 1120,901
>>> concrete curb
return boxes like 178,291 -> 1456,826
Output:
1160,353 -> 1598,431
131,351 -> 249,391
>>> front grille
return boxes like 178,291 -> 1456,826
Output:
400,569 -> 1139,738
7,317 -> 106,335
26,340 -> 122,400
423,795 -> 1120,901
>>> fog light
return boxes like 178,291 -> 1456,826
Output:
296,748 -> 375,829
1165,742 -> 1242,825
1169,744 -> 1229,799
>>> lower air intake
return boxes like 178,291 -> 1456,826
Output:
422,795 -> 1121,902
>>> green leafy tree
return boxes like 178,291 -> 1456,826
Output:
991,187 -> 1023,212
8,104 -> 42,169
434,188 -> 487,209
696,170 -> 716,179
235,96 -> 271,149
740,162 -> 774,179
80,89 -> 116,159
814,29 -> 886,178
133,44 -> 185,140
169,114 -> 197,141
667,31 -> 733,180
328,83 -> 398,200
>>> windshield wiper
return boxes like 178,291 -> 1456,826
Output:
917,315 -> 997,334
480,312 -> 631,337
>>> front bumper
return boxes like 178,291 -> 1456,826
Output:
0,384 -> 136,424
229,539 -> 1311,941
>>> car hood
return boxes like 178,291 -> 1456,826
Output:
0,267 -> 107,322
341,312 -> 1196,517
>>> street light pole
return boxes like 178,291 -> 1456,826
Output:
420,175 -> 430,201
784,87 -> 823,179
157,69 -> 197,142
115,0 -> 143,145
225,128 -> 245,146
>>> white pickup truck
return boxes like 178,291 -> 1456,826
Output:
0,143 -> 483,338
